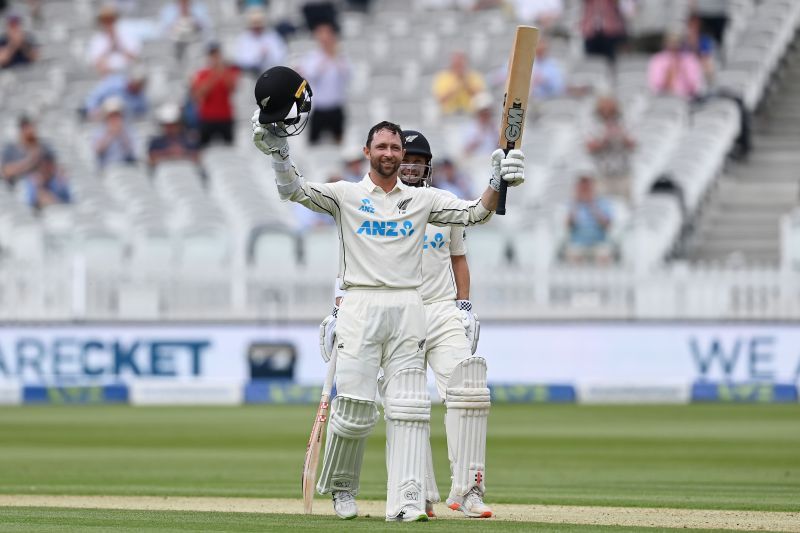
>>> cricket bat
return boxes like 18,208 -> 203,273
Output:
301,350 -> 337,514
496,26 -> 539,215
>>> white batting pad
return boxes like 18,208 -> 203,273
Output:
445,357 -> 490,498
425,436 -> 441,503
383,368 -> 431,518
316,395 -> 379,495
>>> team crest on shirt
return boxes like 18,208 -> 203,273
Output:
396,198 -> 412,214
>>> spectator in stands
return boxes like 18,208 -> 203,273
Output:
691,0 -> 728,46
532,36 -> 566,100
235,7 -> 286,77
147,103 -> 200,169
462,92 -> 497,157
433,158 -> 472,198
648,32 -> 705,100
564,172 -> 613,265
92,96 -> 138,169
1,115 -> 53,187
24,152 -> 70,211
300,22 -> 351,145
159,0 -> 213,60
580,0 -> 629,65
0,13 -> 37,69
87,3 -> 141,76
83,66 -> 148,121
433,51 -> 487,115
191,42 -> 239,147
685,12 -> 717,82
585,95 -> 635,202
510,0 -> 563,30
341,148 -> 365,182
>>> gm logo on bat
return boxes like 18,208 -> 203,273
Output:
356,220 -> 415,237
504,99 -> 524,143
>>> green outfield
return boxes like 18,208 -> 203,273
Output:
0,404 -> 798,531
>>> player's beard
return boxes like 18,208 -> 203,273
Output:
370,154 -> 400,179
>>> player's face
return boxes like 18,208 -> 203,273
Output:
365,129 -> 404,179
399,154 -> 430,186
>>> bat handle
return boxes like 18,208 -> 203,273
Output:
496,146 -> 511,216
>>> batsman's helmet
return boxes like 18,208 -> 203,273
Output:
399,130 -> 433,187
254,66 -> 313,137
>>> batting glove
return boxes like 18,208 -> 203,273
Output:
457,299 -> 480,355
251,109 -> 290,161
318,306 -> 338,363
489,148 -> 525,191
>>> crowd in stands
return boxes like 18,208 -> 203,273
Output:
0,0 -> 754,269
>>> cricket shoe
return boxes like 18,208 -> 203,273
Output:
385,505 -> 429,522
447,487 -> 493,518
332,490 -> 357,519
426,500 -> 436,518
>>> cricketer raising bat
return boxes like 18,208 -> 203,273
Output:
301,350 -> 337,514
496,25 -> 539,215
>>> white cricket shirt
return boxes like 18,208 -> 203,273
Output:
421,188 -> 466,305
285,174 -> 490,290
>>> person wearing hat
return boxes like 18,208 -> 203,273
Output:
1,115 -> 54,187
0,13 -> 38,69
87,2 -> 141,75
564,169 -> 614,265
190,41 -> 239,147
84,66 -> 148,121
159,0 -> 213,60
92,96 -> 138,169
234,6 -> 287,76
147,103 -> 200,169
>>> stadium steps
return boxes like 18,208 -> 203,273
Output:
682,38 -> 800,265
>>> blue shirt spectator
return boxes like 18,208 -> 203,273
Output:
532,38 -> 564,99
93,97 -> 138,168
84,70 -> 148,121
565,174 -> 614,265
25,153 -> 71,210
0,14 -> 38,69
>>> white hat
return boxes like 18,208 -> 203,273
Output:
472,92 -> 493,112
102,96 -> 125,115
156,103 -> 182,124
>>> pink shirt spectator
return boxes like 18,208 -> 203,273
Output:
648,51 -> 704,99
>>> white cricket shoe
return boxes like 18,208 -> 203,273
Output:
332,491 -> 357,519
447,487 -> 493,518
385,505 -> 429,522
425,500 -> 436,518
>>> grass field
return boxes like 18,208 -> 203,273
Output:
0,404 -> 798,531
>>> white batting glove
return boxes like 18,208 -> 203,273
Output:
318,306 -> 338,363
251,109 -> 290,161
489,148 -> 525,191
457,300 -> 480,355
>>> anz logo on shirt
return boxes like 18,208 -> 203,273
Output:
358,198 -> 375,214
356,220 -> 415,238
423,233 -> 447,250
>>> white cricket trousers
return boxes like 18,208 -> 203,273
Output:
424,300 -> 472,400
335,289 -> 427,400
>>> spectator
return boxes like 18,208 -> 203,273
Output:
300,23 -> 351,145
83,66 -> 148,121
564,173 -> 613,265
510,0 -> 563,29
147,103 -> 200,169
0,13 -> 37,69
691,0 -> 728,46
433,158 -> 472,198
585,95 -> 635,201
433,51 -> 487,115
532,36 -> 565,99
1,115 -> 53,187
462,92 -> 497,157
234,6 -> 287,76
580,0 -> 629,65
648,32 -> 705,100
92,96 -> 138,168
190,42 -> 239,147
159,0 -> 212,60
686,12 -> 717,81
341,148 -> 365,182
24,152 -> 70,211
87,3 -> 141,75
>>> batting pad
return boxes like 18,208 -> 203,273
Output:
425,436 -> 441,503
383,368 -> 431,518
316,395 -> 378,495
445,357 -> 490,498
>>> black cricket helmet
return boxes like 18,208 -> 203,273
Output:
254,66 -> 313,137
399,130 -> 433,187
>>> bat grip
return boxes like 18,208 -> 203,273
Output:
496,146 -> 511,216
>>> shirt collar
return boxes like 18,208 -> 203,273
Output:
359,173 -> 406,194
